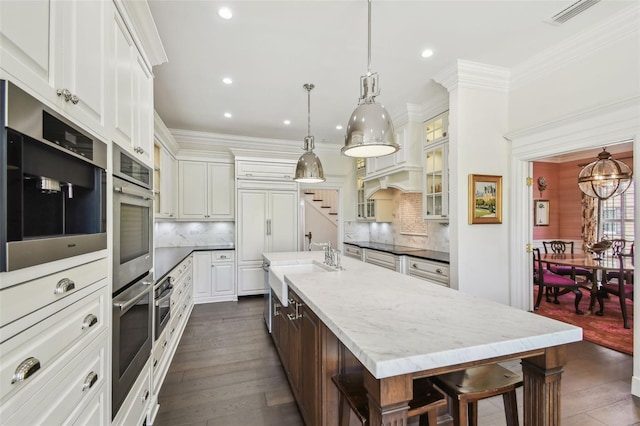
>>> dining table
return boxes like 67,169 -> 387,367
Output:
540,252 -> 635,327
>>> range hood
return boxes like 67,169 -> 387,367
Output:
363,166 -> 422,199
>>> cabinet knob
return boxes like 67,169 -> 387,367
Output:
412,263 -> 418,268
70,94 -> 79,105
436,268 -> 443,274
57,88 -> 72,102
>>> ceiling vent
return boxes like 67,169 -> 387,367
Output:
546,0 -> 601,25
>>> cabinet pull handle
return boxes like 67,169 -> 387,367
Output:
162,340 -> 168,349
153,359 -> 158,368
82,372 -> 98,391
287,313 -> 297,321
412,263 -> 418,268
141,390 -> 149,403
11,357 -> 41,384
81,314 -> 98,330
54,278 -> 75,295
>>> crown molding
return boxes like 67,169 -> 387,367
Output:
433,60 -> 510,93
505,96 -> 639,160
154,111 -> 180,155
511,3 -> 639,89
116,0 -> 168,67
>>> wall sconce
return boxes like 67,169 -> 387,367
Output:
537,176 -> 547,198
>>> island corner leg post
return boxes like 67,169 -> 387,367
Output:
521,345 -> 567,426
363,372 -> 412,426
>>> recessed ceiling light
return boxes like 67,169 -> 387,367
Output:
224,112 -> 232,118
336,125 -> 343,130
421,49 -> 434,58
222,77 -> 233,85
283,120 -> 291,125
218,7 -> 232,20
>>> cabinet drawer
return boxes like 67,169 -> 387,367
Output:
407,258 -> 449,286
1,258 -> 107,327
169,256 -> 192,282
236,161 -> 295,181
112,359 -> 151,426
70,382 -> 107,426
0,284 -> 108,402
213,251 -> 235,261
343,244 -> 361,259
364,249 -> 397,271
2,333 -> 107,425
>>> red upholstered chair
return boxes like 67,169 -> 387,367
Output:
533,248 -> 584,314
603,241 -> 634,329
541,241 -> 590,304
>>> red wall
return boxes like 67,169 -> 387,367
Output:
533,151 -> 633,241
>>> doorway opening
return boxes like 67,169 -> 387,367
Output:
299,189 -> 339,251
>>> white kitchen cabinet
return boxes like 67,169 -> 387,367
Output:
154,144 -> 177,219
192,251 -> 236,303
112,359 -> 151,426
423,111 -> 450,221
237,189 -> 298,295
0,0 -> 108,138
178,161 -> 234,220
406,256 -> 450,287
112,8 -> 153,165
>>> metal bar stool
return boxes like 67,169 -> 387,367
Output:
332,372 -> 447,426
431,364 -> 522,426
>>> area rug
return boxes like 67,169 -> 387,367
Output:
532,287 -> 633,355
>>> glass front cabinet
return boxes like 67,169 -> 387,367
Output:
422,112 -> 449,221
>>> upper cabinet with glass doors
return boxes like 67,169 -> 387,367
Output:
422,111 -> 449,221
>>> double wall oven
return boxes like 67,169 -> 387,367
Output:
111,145 -> 154,418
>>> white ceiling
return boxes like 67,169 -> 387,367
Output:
149,0 -> 634,148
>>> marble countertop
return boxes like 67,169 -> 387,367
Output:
155,245 -> 235,282
263,251 -> 582,379
345,241 -> 449,263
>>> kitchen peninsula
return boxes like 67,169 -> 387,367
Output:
263,251 -> 582,425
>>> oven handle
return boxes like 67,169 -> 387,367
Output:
114,286 -> 150,313
114,184 -> 154,200
155,287 -> 174,307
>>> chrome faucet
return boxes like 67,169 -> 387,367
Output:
310,241 -> 334,266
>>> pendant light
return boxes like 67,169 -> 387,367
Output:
341,0 -> 398,158
578,147 -> 633,200
294,83 -> 325,183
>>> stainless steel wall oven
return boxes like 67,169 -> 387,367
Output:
112,144 -> 153,294
1,80 -> 107,271
112,271 -> 153,418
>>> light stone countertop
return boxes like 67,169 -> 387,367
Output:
263,251 -> 583,379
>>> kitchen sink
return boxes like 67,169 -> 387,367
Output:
269,261 -> 334,306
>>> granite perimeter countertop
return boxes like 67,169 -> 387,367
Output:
155,245 -> 235,282
344,241 -> 449,263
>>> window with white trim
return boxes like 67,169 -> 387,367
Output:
600,182 -> 635,241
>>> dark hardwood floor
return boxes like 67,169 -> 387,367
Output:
153,297 -> 640,426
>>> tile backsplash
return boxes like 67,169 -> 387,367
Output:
344,190 -> 450,252
155,222 -> 235,247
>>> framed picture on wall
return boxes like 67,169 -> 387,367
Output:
534,200 -> 550,226
468,174 -> 502,224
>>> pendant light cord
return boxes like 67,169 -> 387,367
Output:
307,86 -> 311,137
367,0 -> 372,75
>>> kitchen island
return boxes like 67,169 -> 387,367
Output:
263,251 -> 582,426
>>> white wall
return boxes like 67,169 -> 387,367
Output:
509,8 -> 639,132
450,81 -> 510,304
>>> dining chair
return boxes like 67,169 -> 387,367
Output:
603,241 -> 634,328
533,248 -> 584,314
541,240 -> 591,304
